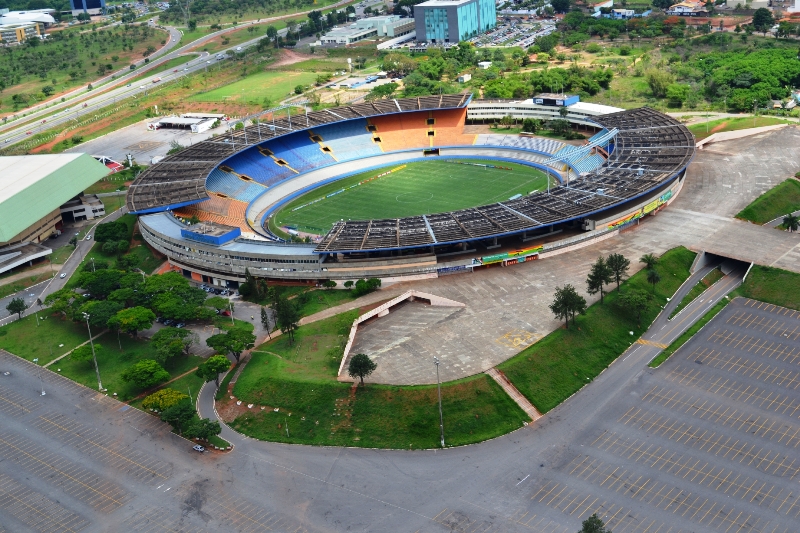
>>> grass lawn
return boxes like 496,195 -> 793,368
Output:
51,245 -> 75,264
129,370 -> 207,411
271,159 -> 554,236
668,267 -> 723,319
735,179 -> 800,225
649,297 -> 732,368
689,116 -> 794,141
214,316 -> 254,332
274,57 -> 350,72
189,70 -> 319,105
736,265 -> 800,311
0,25 -> 168,116
58,331 -> 205,401
499,246 -> 696,413
230,311 -> 528,448
0,269 -> 54,300
0,314 -> 91,365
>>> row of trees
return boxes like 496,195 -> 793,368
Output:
551,252 -> 664,330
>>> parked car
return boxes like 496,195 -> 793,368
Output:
220,310 -> 231,317
193,445 -> 205,452
60,273 -> 66,279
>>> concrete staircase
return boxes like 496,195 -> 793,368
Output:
485,368 -> 542,422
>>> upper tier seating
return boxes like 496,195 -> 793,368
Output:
370,108 -> 474,152
204,167 -> 267,203
475,134 -> 565,154
312,120 -> 382,161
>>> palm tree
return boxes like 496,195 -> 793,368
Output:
783,213 -> 799,233
646,268 -> 661,293
640,253 -> 658,270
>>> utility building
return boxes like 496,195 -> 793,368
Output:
414,0 -> 496,43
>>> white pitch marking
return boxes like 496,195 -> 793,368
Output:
516,474 -> 530,486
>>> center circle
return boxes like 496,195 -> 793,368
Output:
396,192 -> 434,203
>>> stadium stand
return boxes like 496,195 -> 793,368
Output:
174,196 -> 252,233
205,167 -> 267,203
476,134 -> 566,154
127,94 -> 473,213
312,120 -> 382,160
315,107 -> 694,252
371,108 -> 474,152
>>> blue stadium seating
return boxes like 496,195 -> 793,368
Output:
313,120 -> 381,161
205,168 -> 266,202
571,153 -> 605,174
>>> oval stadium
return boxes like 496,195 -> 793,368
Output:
127,94 -> 695,285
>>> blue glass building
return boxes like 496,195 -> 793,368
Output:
414,0 -> 496,43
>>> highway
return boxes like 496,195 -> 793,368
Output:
0,0 -> 359,147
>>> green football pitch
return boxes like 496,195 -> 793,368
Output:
270,159 -> 555,236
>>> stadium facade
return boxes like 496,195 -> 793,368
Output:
129,96 -> 694,287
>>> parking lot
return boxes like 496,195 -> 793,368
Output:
515,298 -> 800,533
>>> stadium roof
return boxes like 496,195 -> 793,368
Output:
0,154 -> 110,242
568,101 -> 623,115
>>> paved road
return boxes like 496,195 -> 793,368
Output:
0,0 -> 359,146
0,253 -> 749,533
0,207 -> 128,325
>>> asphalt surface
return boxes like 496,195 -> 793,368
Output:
0,0 -> 359,146
0,256 -> 764,533
0,207 -> 128,325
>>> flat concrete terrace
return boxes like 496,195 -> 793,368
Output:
340,126 -> 800,385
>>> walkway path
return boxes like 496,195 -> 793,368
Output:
485,368 -> 542,422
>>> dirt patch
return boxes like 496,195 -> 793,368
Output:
216,385 -> 255,422
710,121 -> 728,134
267,49 -> 314,69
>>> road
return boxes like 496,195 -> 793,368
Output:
0,207 -> 128,325
0,0 -> 358,146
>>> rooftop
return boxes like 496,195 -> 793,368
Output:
0,154 -> 110,243
416,0 -> 475,6
568,101 -> 624,114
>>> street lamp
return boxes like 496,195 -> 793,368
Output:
32,358 -> 45,396
82,313 -> 103,391
433,357 -> 444,448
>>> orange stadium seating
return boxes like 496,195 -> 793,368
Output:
174,196 -> 252,233
370,108 -> 474,152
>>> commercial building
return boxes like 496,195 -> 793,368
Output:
320,15 -> 414,45
0,9 -> 56,26
414,0 -> 496,44
59,194 -> 106,223
0,21 -> 42,43
70,0 -> 106,16
466,96 -> 621,128
0,154 -> 110,274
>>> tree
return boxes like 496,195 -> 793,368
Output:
586,256 -> 613,304
550,284 -> 586,328
266,25 -> 278,47
107,306 -> 156,337
646,268 -> 661,293
579,513 -> 612,533
187,19 -> 197,31
70,344 -> 99,363
152,327 -> 198,363
196,355 -> 231,387
185,418 -> 221,440
348,353 -> 377,385
382,53 -> 416,76
365,82 -> 398,101
205,296 -> 229,312
206,328 -> 255,362
275,297 -> 300,345
645,69 -> 674,98
142,388 -> 189,411
606,253 -> 630,292
121,359 -> 170,389
559,105 -> 569,118
639,253 -> 658,270
752,7 -> 774,35
260,306 -> 272,338
551,0 -> 570,13
69,236 -> 78,247
782,213 -> 799,232
160,399 -> 196,434
95,220 -> 128,243
294,84 -> 304,95
620,290 -> 649,328
6,297 -> 26,319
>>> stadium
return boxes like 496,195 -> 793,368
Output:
128,95 -> 695,286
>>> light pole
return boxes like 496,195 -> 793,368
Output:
82,313 -> 103,391
32,358 -> 45,396
433,357 -> 444,448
